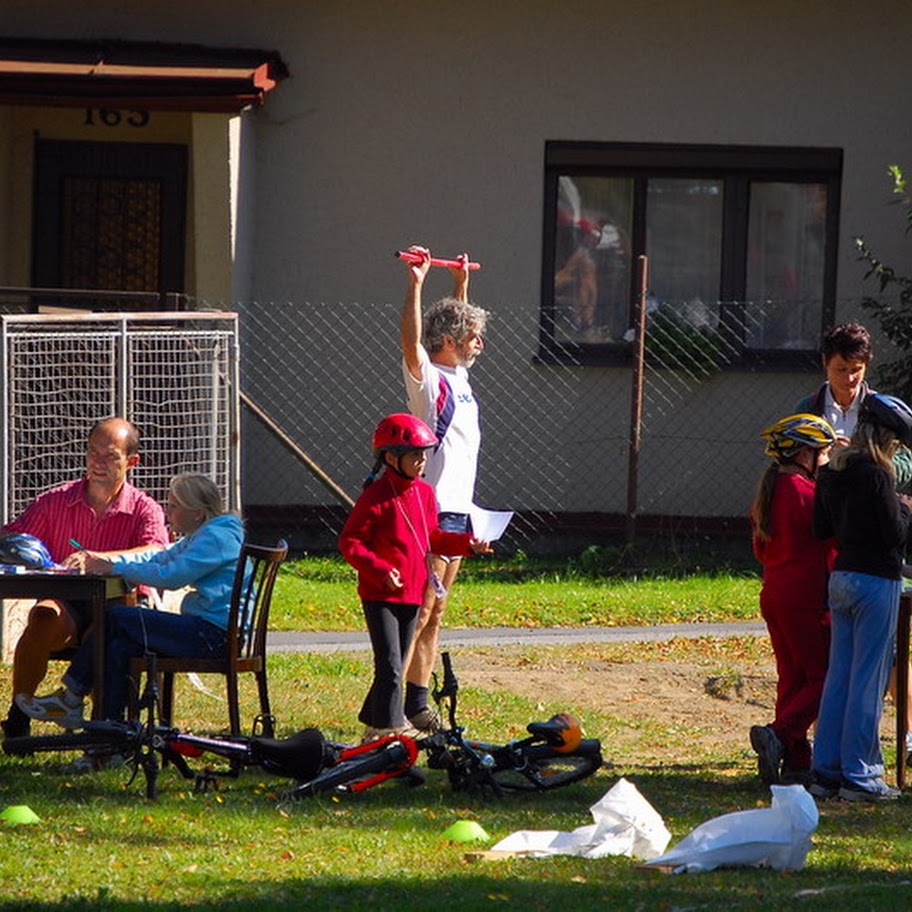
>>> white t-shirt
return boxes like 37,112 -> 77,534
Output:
822,385 -> 863,438
403,347 -> 480,514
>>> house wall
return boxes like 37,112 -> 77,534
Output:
0,105 -> 197,287
0,0 -> 909,523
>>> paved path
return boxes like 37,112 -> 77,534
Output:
267,621 -> 767,654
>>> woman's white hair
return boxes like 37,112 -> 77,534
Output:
168,473 -> 225,521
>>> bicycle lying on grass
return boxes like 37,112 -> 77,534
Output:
292,651 -> 603,798
3,652 -> 602,800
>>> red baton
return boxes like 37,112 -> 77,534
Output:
395,250 -> 482,270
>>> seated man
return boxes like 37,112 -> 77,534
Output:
1,417 -> 168,739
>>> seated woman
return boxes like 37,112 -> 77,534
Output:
16,473 -> 244,727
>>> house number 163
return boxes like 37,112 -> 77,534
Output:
83,108 -> 151,127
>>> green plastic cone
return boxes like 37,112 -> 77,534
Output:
0,805 -> 40,826
441,820 -> 490,843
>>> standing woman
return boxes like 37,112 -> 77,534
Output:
811,393 -> 912,801
749,414 -> 837,786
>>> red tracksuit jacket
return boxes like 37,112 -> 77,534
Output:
339,469 -> 473,604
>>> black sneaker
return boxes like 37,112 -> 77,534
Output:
749,724 -> 783,785
808,774 -> 840,800
1,704 -> 30,740
780,767 -> 813,787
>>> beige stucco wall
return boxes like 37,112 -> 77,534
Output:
0,1 -> 907,306
0,0 -> 909,520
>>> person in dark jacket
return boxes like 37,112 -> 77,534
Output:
810,393 -> 912,802
797,322 -> 912,750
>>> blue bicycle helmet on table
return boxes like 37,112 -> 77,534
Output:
0,533 -> 54,569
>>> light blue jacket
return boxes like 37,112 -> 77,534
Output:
110,514 -> 245,630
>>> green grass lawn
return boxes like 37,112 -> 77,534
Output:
1,561 -> 906,911
0,643 -> 910,911
269,555 -> 762,631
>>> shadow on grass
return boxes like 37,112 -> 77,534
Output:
5,864 -> 912,912
3,756 -> 912,911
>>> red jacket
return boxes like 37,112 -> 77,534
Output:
753,471 -> 835,613
339,469 -> 474,604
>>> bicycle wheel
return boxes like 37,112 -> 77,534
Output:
3,725 -> 135,758
458,739 -> 602,793
289,739 -> 412,798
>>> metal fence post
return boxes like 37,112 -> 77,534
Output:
626,255 -> 648,543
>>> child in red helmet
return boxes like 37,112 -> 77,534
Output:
339,414 -> 490,742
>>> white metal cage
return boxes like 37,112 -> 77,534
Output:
0,311 -> 240,524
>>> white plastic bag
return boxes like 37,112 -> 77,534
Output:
642,784 -> 818,874
490,777 -> 671,860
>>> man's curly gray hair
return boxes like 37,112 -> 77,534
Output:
422,297 -> 490,354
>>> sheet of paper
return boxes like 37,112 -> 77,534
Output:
468,505 -> 513,542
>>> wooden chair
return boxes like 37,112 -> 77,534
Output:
128,539 -> 288,738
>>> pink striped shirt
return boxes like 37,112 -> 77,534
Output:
4,477 -> 168,567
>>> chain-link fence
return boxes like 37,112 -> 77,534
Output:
0,312 -> 240,522
231,295 -> 842,556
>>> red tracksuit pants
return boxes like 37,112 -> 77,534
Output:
760,594 -> 830,771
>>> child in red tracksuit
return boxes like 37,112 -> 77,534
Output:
748,412 -> 837,785
339,414 -> 489,742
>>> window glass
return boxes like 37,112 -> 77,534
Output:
553,175 -> 632,345
745,182 -> 827,351
646,178 -> 723,307
541,142 -> 841,366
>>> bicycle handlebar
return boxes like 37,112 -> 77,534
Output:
440,651 -> 458,696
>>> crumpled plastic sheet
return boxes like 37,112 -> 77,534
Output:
642,784 -> 819,874
490,777 -> 672,860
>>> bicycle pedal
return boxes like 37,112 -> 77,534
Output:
194,772 -> 220,793
401,767 -> 427,787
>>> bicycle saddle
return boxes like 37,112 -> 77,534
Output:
526,712 -> 582,753
250,727 -> 328,781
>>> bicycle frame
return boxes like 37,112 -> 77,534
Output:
418,653 -> 601,794
288,651 -> 602,798
4,652 -> 599,801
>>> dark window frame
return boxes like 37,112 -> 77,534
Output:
539,141 -> 843,369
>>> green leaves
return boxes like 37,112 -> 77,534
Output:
856,165 -> 912,403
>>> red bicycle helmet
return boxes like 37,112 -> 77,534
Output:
372,413 -> 438,454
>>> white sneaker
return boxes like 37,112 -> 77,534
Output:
408,707 -> 442,733
16,688 -> 85,729
361,725 -> 421,744
838,780 -> 900,802
361,726 -> 398,744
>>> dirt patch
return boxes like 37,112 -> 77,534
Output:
447,638 -> 901,771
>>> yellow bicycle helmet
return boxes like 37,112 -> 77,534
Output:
760,413 -> 837,462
